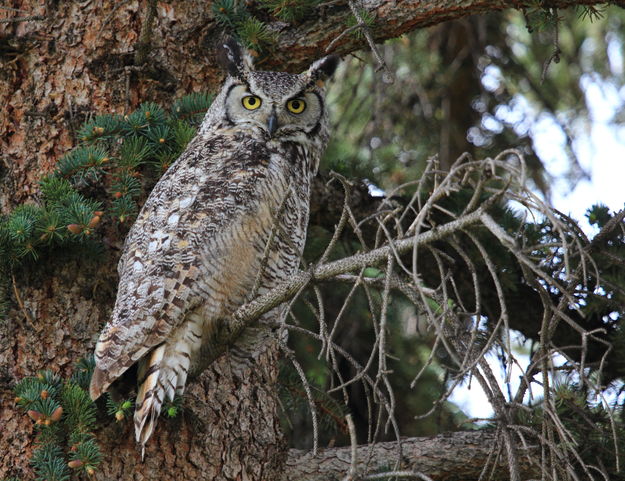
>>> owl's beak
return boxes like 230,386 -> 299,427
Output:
267,112 -> 279,137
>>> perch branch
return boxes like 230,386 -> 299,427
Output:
283,430 -> 539,481
229,201 -> 491,337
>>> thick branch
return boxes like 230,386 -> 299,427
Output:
283,430 -> 540,481
271,0 -> 609,69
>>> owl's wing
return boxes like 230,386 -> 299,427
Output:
90,133 -> 271,400
90,254 -> 203,400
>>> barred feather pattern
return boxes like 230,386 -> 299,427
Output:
89,50 -> 337,453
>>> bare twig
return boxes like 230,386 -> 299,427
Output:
326,0 -> 395,83
341,414 -> 358,481
12,273 -> 35,327
281,341 -> 320,456
541,8 -> 562,82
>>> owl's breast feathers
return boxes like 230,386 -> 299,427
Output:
90,131 -> 311,399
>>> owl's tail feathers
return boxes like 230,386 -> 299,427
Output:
133,322 -> 198,457
134,343 -> 167,457
134,342 -> 193,458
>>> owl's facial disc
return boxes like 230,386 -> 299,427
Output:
225,84 -> 323,139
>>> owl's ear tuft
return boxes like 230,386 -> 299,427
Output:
216,38 -> 254,79
300,55 -> 339,89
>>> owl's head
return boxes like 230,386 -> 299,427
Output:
206,39 -> 339,142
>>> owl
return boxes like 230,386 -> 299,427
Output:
89,39 -> 338,451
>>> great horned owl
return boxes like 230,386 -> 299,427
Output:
89,39 -> 338,450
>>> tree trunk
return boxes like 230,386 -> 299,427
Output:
0,0 -> 609,479
96,334 -> 286,480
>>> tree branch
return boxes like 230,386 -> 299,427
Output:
283,430 -> 540,481
270,0 -> 609,69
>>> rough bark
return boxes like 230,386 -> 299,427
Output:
283,430 -> 540,481
1,258 -> 118,479
0,0 -> 609,480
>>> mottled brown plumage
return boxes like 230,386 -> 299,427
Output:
90,39 -> 338,451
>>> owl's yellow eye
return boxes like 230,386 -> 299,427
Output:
242,95 -> 262,110
286,98 -> 306,114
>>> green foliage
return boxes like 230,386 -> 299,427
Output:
0,188 -> 102,265
236,17 -> 276,51
111,171 -> 142,199
517,381 -> 625,477
0,94 -> 212,318
259,0 -> 320,23
212,0 -> 250,28
212,0 -> 273,52
172,92 -> 214,126
106,395 -> 134,422
53,94 -> 209,227
577,4 -> 607,23
39,177 -> 75,205
172,121 -> 198,151
77,114 -> 123,143
346,7 -> 376,38
70,356 -> 96,390
586,204 -> 611,228
278,364 -> 349,442
581,206 -> 625,380
13,358 -> 101,479
117,136 -> 152,170
523,3 -> 606,33
111,194 -> 138,224
215,0 -> 322,28
522,2 -> 560,33
325,7 -> 625,196
213,0 -> 327,53
56,145 -> 109,183
121,102 -> 167,135
30,445 -> 69,481
62,383 -> 97,428
162,396 -> 183,418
